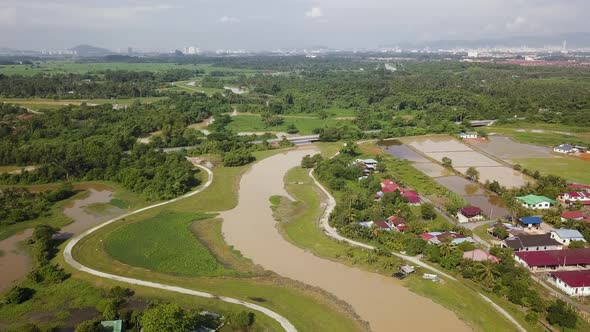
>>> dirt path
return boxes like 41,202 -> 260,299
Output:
63,165 -> 297,332
221,147 -> 470,332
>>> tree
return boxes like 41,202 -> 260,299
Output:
140,303 -> 196,332
441,156 -> 453,168
75,320 -> 102,332
102,299 -> 120,320
286,123 -> 299,134
223,150 -> 255,167
3,286 -> 34,304
420,203 -> 437,221
546,300 -> 577,328
465,166 -> 479,182
473,261 -> 499,289
340,141 -> 360,156
279,136 -> 294,148
9,323 -> 41,332
569,240 -> 586,249
492,226 -> 509,239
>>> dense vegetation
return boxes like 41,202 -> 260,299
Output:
0,183 -> 74,226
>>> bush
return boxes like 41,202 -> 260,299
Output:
524,311 -> 538,323
229,310 -> 254,329
75,320 -> 102,332
223,150 -> 255,167
546,300 -> 577,328
3,286 -> 35,304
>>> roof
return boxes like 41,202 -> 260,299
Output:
460,206 -> 483,217
402,190 -> 419,197
562,211 -> 586,220
519,216 -> 542,225
373,220 -> 391,229
552,229 -> 586,241
551,270 -> 590,287
463,249 -> 501,263
406,196 -> 421,204
387,216 -> 406,225
568,183 -> 590,190
460,131 -> 477,136
517,194 -> 555,205
556,144 -> 575,150
504,233 -> 561,249
100,320 -> 123,332
362,159 -> 378,164
515,248 -> 590,267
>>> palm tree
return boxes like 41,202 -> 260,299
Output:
466,166 -> 480,182
473,261 -> 499,289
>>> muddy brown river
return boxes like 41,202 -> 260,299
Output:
0,229 -> 33,291
221,147 -> 469,332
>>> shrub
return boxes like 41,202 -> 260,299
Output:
3,286 -> 34,304
229,311 -> 254,329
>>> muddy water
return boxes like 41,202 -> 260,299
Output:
472,136 -> 555,160
402,136 -> 472,152
413,162 -> 453,178
455,167 -> 531,189
221,148 -> 469,332
0,229 -> 33,291
381,139 -> 430,163
57,189 -> 121,240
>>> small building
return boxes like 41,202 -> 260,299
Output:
457,206 -> 484,223
100,320 -> 124,332
561,211 -> 586,222
514,248 -> 590,271
559,191 -> 590,206
550,270 -> 590,297
420,231 -> 475,246
463,249 -> 501,263
518,216 -> 542,229
554,144 -> 578,154
399,265 -> 415,274
387,216 -> 407,232
355,158 -> 379,175
551,229 -> 587,246
502,233 -> 563,252
516,195 -> 555,210
373,220 -> 391,231
459,131 -> 478,139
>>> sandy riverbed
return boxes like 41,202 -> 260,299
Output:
221,147 -> 469,332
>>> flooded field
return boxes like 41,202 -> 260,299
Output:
222,148 -> 469,332
455,167 -> 531,189
57,188 -> 122,240
413,162 -> 452,177
403,136 -> 471,152
0,229 -> 32,292
381,139 -> 430,163
470,136 -> 555,160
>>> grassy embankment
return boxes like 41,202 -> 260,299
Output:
513,157 -> 590,185
275,157 -> 536,332
71,148 -> 364,332
1,97 -> 167,112
227,114 -> 355,135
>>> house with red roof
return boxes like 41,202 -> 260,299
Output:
567,183 -> 590,193
375,179 -> 421,205
550,270 -> 590,296
373,220 -> 392,231
420,231 -> 475,246
514,248 -> 590,271
457,206 -> 484,223
16,114 -> 33,120
561,211 -> 586,222
559,191 -> 590,206
387,216 -> 407,232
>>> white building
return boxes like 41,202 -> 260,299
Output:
459,131 -> 478,139
551,229 -> 587,246
554,144 -> 577,154
550,271 -> 590,297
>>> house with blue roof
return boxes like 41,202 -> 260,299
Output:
551,229 -> 587,246
519,216 -> 542,229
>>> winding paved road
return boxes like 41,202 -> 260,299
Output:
63,164 -> 297,332
309,168 -> 527,332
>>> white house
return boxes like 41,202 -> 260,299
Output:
516,195 -> 555,210
554,144 -> 578,154
459,131 -> 478,139
550,270 -> 590,297
551,229 -> 587,246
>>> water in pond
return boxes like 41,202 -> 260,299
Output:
0,229 -> 32,292
472,135 -> 555,160
402,136 -> 472,153
221,148 -> 469,332
413,162 -> 453,178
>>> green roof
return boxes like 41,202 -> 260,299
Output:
100,320 -> 123,332
516,194 -> 556,205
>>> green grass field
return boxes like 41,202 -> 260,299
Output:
514,157 -> 590,184
1,97 -> 166,111
483,126 -> 590,147
162,81 -> 227,96
104,211 -> 231,277
0,62 -> 259,76
227,114 -> 353,135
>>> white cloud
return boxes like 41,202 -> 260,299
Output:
505,16 -> 527,31
0,6 -> 16,24
218,15 -> 240,24
305,7 -> 323,19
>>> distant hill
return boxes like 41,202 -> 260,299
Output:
70,44 -> 113,57
394,32 -> 590,49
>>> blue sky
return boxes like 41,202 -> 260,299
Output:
1,0 -> 588,50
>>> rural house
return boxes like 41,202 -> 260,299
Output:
420,231 -> 475,246
567,183 -> 590,193
514,248 -> 590,271
559,191 -> 590,206
516,195 -> 555,210
553,144 -> 578,154
518,216 -> 542,229
561,211 -> 586,222
457,206 -> 484,223
550,270 -> 590,297
551,229 -> 587,246
502,233 -> 563,252
387,216 -> 407,232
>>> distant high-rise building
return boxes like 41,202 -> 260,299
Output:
127,47 -> 133,54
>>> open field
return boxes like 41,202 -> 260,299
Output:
1,97 -> 166,111
104,211 -> 232,277
162,80 -> 227,95
0,62 -> 259,76
514,157 -> 590,184
482,126 -> 590,147
70,148 -> 364,332
227,114 -> 354,135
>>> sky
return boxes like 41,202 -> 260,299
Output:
0,0 -> 589,51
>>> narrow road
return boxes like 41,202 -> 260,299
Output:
63,165 -> 297,332
309,168 -> 527,332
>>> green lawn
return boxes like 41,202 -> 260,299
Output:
472,223 -> 495,244
321,107 -> 357,118
1,97 -> 166,111
104,211 -> 231,277
162,80 -> 227,96
483,126 -> 590,147
514,157 -> 590,184
227,114 -> 354,135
